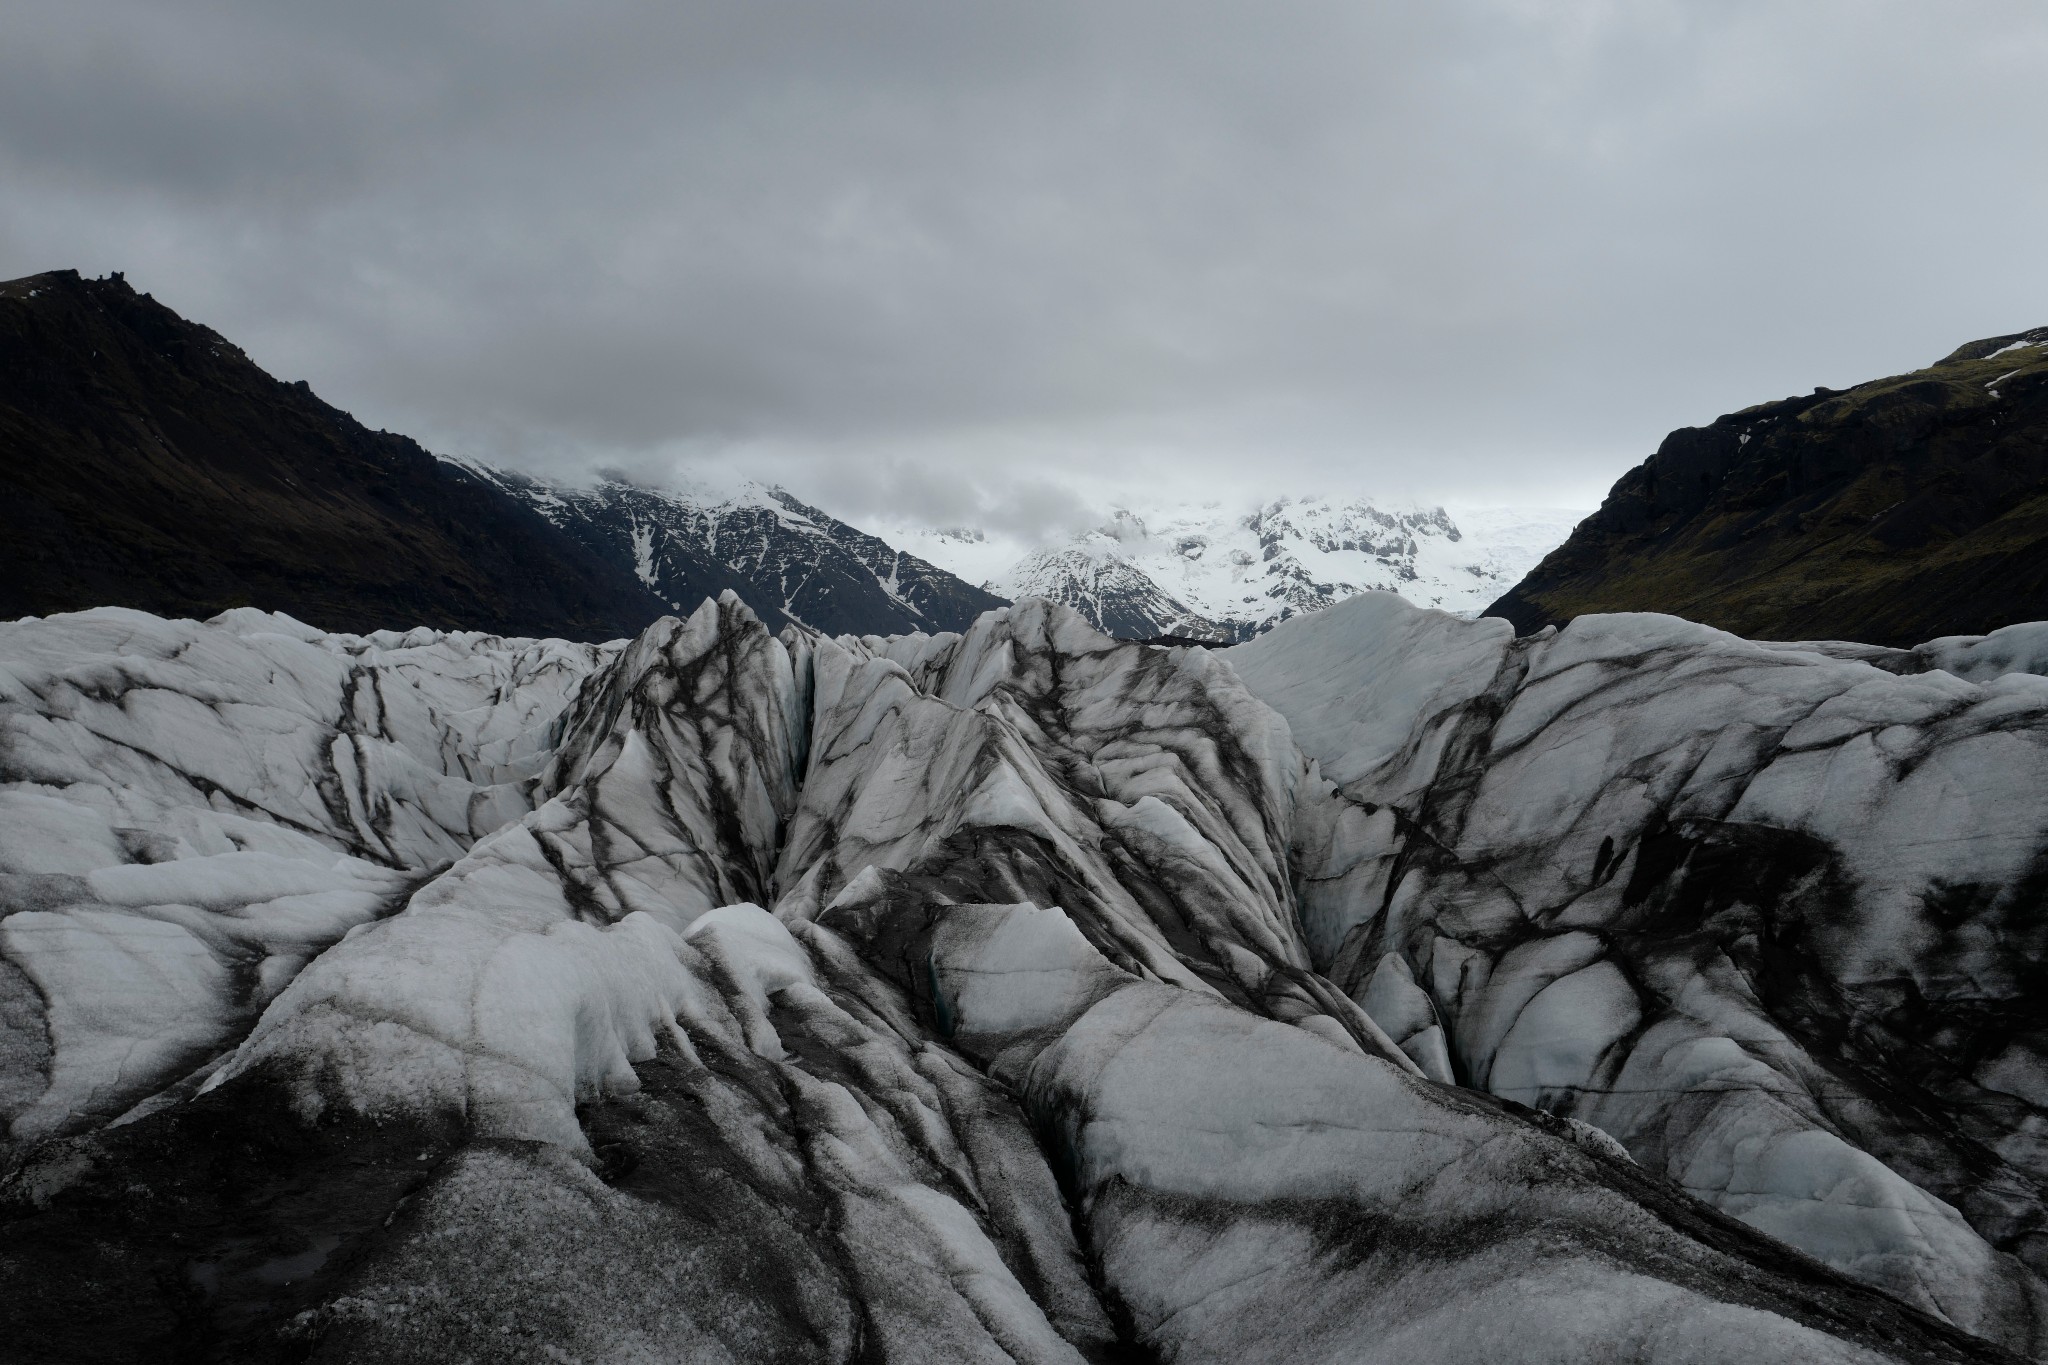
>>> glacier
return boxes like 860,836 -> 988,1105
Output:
2,592 -> 2044,1362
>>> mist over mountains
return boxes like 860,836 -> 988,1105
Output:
965,498 -> 1586,642
7,0 -> 2048,1355
6,266 -> 2043,655
6,263 -> 2048,1361
0,270 -> 1012,640
0,269 -> 1582,644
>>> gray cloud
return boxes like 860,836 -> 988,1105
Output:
4,0 -> 2046,527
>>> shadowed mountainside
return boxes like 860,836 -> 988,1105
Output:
0,269 -> 1013,641
1489,326 -> 2048,646
0,269 -> 679,640
466,466 -> 1011,637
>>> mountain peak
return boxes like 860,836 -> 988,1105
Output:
980,494 -> 1584,641
457,464 -> 1008,636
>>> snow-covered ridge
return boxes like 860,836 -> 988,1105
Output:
5,594 -> 2046,1359
445,456 -> 1008,637
977,496 -> 1586,640
447,454 -> 1583,641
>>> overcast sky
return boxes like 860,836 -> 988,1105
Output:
4,0 -> 2046,538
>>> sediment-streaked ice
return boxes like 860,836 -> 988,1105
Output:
3,592 -> 2041,1361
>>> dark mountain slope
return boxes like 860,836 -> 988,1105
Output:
767,488 -> 1011,633
0,269 -> 671,639
1489,326 -> 2048,646
467,467 -> 1009,637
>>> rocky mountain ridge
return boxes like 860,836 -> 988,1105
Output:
457,463 -> 1009,638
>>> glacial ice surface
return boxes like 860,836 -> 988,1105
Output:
3,592 -> 2044,1362
1234,592 -> 2048,1352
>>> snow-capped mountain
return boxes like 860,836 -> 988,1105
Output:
455,462 -> 1009,637
980,497 -> 1587,641
3,268 -> 1024,644
8,596 -> 2048,1359
1001,545 -> 1235,640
